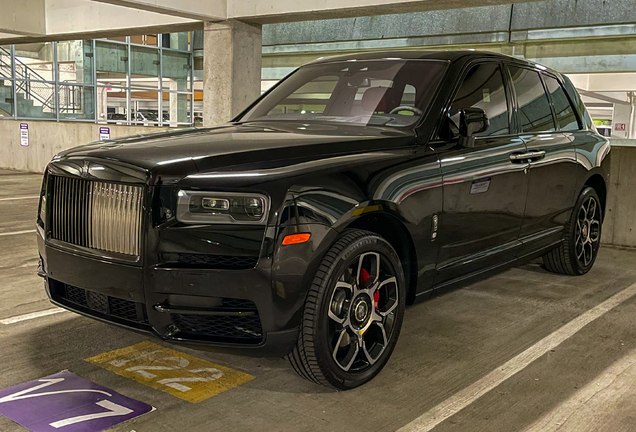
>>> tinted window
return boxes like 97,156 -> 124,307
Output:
447,63 -> 509,137
509,67 -> 555,133
543,75 -> 580,131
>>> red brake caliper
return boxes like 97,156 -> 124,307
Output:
360,268 -> 380,310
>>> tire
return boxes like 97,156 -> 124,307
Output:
543,187 -> 603,275
286,229 -> 406,389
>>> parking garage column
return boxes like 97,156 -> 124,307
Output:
203,20 -> 262,127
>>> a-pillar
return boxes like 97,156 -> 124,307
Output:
203,20 -> 262,127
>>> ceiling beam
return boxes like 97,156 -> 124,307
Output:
0,0 -> 45,36
88,0 -> 227,21
228,0 -> 545,24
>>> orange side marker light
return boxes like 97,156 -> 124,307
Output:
282,233 -> 311,245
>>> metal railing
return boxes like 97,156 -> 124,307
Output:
0,46 -> 81,114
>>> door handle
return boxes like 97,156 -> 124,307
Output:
509,150 -> 546,163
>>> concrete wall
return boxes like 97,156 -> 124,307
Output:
603,143 -> 636,248
0,119 -> 169,173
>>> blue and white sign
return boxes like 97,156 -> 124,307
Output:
99,127 -> 110,141
20,123 -> 29,147
0,371 -> 153,432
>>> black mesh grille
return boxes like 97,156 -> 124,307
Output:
87,292 -> 108,314
109,297 -> 140,322
59,283 -> 147,324
164,254 -> 258,270
65,286 -> 88,307
222,298 -> 258,309
172,314 -> 263,342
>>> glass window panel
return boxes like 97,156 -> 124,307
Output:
163,32 -> 190,51
97,86 -> 128,124
509,66 -> 556,133
15,80 -> 56,118
0,78 -> 13,117
96,41 -> 128,86
13,42 -> 55,82
59,84 -> 95,120
57,40 -> 94,85
162,50 -> 190,91
162,92 -> 188,126
105,36 -> 127,43
0,45 -> 12,78
130,46 -> 159,89
543,75 -> 580,131
447,63 -> 509,137
130,34 -> 158,46
131,90 -> 159,125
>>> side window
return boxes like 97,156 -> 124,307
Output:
446,63 -> 509,138
543,75 -> 580,131
509,66 -> 555,133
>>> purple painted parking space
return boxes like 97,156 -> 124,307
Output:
0,371 -> 153,432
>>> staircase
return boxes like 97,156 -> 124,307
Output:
0,47 -> 81,119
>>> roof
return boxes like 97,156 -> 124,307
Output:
306,50 -> 558,75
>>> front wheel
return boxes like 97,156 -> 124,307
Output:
543,187 -> 602,275
286,230 -> 406,389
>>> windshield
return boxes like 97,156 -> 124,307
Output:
239,59 -> 448,128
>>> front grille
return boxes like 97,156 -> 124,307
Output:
57,283 -> 148,324
161,253 -> 259,270
50,176 -> 144,256
172,314 -> 263,343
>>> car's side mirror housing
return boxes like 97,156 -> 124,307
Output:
459,107 -> 489,148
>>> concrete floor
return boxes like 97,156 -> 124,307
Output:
2,167 -> 636,432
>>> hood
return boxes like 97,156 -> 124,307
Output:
56,122 -> 416,177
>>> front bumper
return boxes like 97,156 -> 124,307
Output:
37,223 -> 336,357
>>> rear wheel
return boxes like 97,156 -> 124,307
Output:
543,187 -> 602,275
286,230 -> 406,389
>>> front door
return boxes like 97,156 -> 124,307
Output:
434,62 -> 529,286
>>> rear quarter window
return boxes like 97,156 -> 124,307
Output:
543,75 -> 581,131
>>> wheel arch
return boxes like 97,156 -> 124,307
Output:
340,211 -> 418,305
583,173 -> 607,217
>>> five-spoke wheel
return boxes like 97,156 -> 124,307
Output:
287,230 -> 405,389
328,251 -> 399,372
544,186 -> 603,275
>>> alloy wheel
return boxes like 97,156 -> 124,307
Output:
327,251 -> 399,372
575,196 -> 601,267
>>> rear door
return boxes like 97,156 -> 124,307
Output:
434,61 -> 529,286
506,65 -> 579,255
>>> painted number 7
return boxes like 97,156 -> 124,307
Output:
0,378 -> 133,429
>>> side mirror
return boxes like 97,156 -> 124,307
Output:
459,107 -> 489,147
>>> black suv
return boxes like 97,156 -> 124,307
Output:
37,50 -> 610,389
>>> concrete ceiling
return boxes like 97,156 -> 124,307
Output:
0,0 -> 546,44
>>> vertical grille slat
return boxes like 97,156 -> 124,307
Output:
50,176 -> 143,257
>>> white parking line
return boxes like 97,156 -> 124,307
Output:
397,281 -> 636,432
0,308 -> 69,325
0,196 -> 39,201
522,347 -> 636,432
0,230 -> 36,237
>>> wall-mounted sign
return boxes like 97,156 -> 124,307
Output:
615,123 -> 626,131
99,127 -> 111,140
19,123 -> 28,147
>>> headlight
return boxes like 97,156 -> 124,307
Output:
176,190 -> 269,225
